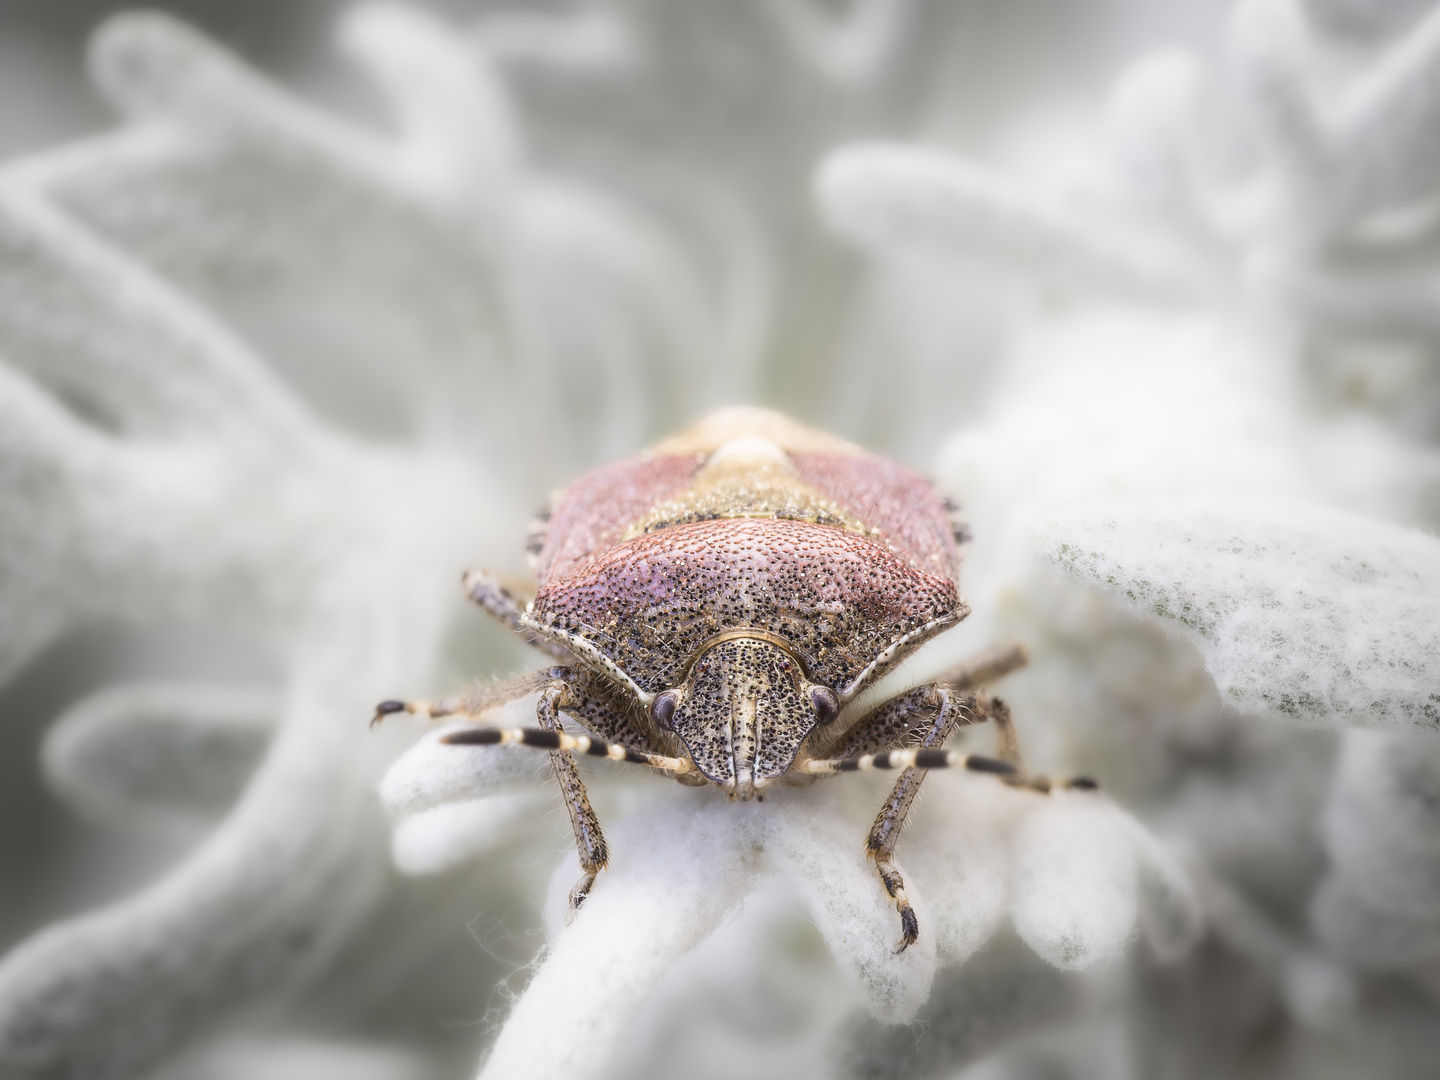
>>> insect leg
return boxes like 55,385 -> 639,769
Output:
870,685 -> 966,953
808,683 -> 982,760
932,646 -> 1095,791
461,568 -> 572,660
933,641 -> 1030,692
436,676 -> 695,914
439,724 -> 694,775
804,644 -> 1026,762
550,666 -> 662,752
817,683 -> 974,952
371,667 -> 566,726
970,695 -> 1098,794
802,693 -> 1097,790
803,682 -> 1099,952
531,681 -> 612,913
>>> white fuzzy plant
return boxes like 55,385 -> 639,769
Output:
1,2 -> 1439,1080
816,0 -> 1440,1075
0,5 -> 732,1078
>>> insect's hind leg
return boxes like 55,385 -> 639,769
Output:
934,641 -> 1030,694
937,645 -> 1098,790
978,696 -> 1098,793
928,642 -> 1090,789
462,568 -> 571,660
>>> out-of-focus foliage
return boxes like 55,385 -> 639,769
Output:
1,2 -> 1439,1079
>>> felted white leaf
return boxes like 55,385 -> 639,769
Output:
1119,813 -> 1204,962
1009,791 -> 1139,970
832,937 -> 1086,1080
899,777 -> 1015,966
0,25 -> 495,1071
760,787 -> 937,1023
377,710 -> 551,818
1039,499 -> 1440,730
391,793 -> 548,877
1231,0 -> 1440,236
148,1035 -> 433,1080
340,2 -> 522,204
481,795 -> 753,1080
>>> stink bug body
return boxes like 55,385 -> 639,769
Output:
376,407 -> 1090,950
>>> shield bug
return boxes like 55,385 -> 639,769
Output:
375,407 -> 1094,950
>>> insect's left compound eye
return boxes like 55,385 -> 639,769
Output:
651,690 -> 679,731
810,686 -> 840,725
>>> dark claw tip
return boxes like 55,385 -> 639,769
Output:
893,907 -> 920,953
371,700 -> 406,727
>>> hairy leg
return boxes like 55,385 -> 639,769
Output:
371,667 -> 566,725
807,642 -> 1027,760
813,682 -> 976,952
803,690 -> 1097,791
462,568 -> 572,660
933,641 -> 1029,692
812,683 -> 983,760
864,685 -> 971,952
807,670 -> 1094,951
555,666 -> 661,751
390,667 -> 671,912
534,680 -> 611,912
373,666 -> 672,767
381,665 -> 690,911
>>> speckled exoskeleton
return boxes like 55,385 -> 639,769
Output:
376,408 -> 1093,950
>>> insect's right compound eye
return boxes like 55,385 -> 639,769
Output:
651,690 -> 679,731
810,686 -> 840,725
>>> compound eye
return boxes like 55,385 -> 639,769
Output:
810,686 -> 840,726
651,691 -> 679,731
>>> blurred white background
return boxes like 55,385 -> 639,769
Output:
1,2 -> 1439,1079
